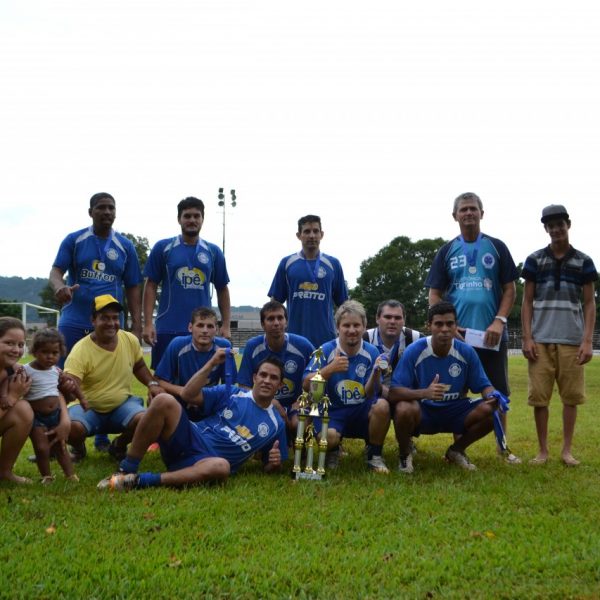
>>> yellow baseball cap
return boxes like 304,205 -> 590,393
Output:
93,294 -> 123,313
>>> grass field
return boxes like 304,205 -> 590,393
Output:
1,356 -> 600,599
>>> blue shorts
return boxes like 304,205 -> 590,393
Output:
416,398 -> 483,436
33,407 -> 61,429
151,332 -> 187,370
68,396 -> 145,435
313,400 -> 375,440
159,407 -> 214,471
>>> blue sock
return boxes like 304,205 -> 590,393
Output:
136,472 -> 162,488
119,456 -> 141,474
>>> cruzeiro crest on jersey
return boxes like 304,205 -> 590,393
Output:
449,363 -> 462,378
482,252 -> 495,269
176,266 -> 207,289
257,423 -> 270,438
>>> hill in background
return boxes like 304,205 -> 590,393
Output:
0,276 -> 48,304
0,276 -> 259,313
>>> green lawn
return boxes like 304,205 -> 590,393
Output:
1,356 -> 600,598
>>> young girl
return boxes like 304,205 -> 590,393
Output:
0,317 -> 34,484
24,329 -> 82,483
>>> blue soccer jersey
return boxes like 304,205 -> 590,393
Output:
196,386 -> 288,473
390,337 -> 491,408
154,335 -> 234,387
53,227 -> 142,329
268,252 -> 348,347
303,339 -> 380,409
237,333 -> 315,408
144,236 -> 230,334
425,234 -> 518,337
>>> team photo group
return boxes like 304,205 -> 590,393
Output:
0,191 -> 596,489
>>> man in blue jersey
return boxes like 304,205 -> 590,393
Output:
237,300 -> 314,442
154,307 -> 236,422
268,215 -> 348,347
389,301 -> 498,473
522,204 -> 597,466
426,192 -> 520,463
303,300 -> 391,473
49,192 -> 143,453
49,192 -> 143,362
142,196 -> 231,369
97,352 -> 287,490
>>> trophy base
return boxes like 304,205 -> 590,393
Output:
291,470 -> 326,481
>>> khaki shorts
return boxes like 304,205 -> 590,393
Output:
527,343 -> 586,407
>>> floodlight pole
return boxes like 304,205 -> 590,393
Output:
217,188 -> 237,256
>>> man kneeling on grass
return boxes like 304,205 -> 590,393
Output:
98,350 -> 287,490
388,301 -> 498,473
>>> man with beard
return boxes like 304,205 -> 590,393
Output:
143,196 -> 231,368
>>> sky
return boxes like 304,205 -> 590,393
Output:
1,1 -> 599,308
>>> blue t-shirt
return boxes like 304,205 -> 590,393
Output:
268,252 -> 348,347
390,337 -> 491,408
237,333 -> 315,408
303,339 -> 379,409
197,386 -> 288,473
154,335 -> 234,387
144,236 -> 230,334
425,234 -> 518,339
53,227 -> 142,329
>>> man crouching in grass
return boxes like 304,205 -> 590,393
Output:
388,301 -> 498,474
98,350 -> 287,490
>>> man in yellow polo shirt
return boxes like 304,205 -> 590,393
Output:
65,294 -> 163,461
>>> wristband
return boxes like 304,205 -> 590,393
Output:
494,315 -> 507,325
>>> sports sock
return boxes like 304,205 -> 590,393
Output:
119,456 -> 141,474
136,472 -> 162,488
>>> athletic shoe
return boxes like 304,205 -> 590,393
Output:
367,455 -> 389,474
69,442 -> 87,463
398,454 -> 414,474
108,440 -> 127,462
445,447 -> 477,471
65,474 -> 80,482
325,448 -> 340,470
41,475 -> 55,485
504,452 -> 522,465
97,473 -> 138,491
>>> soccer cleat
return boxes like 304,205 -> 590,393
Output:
445,447 -> 477,471
97,473 -> 138,491
367,455 -> 390,474
325,448 -> 340,470
41,475 -> 55,485
398,454 -> 414,474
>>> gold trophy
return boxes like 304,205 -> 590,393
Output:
292,349 -> 330,481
